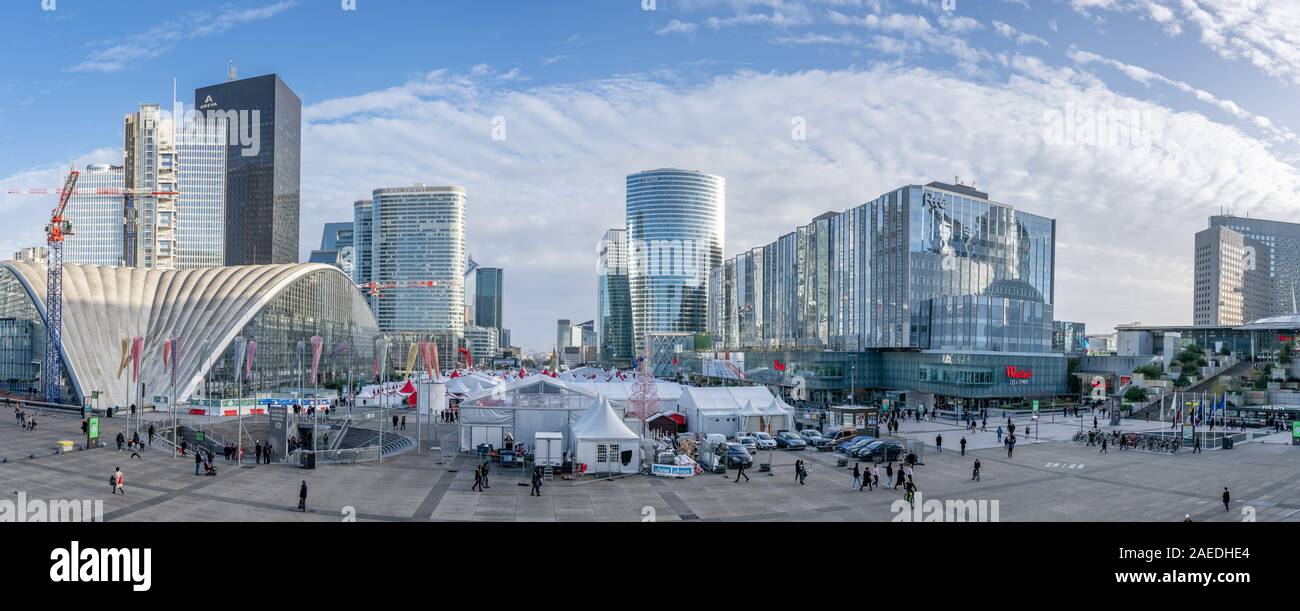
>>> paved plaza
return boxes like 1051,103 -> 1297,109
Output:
2,408 -> 1298,522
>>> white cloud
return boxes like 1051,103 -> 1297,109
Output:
992,20 -> 1050,46
655,19 -> 699,36
271,66 -> 1300,349
69,1 -> 298,73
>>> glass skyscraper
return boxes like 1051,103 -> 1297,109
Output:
194,73 -> 301,266
711,181 -> 1056,353
351,200 -> 373,286
63,164 -> 124,267
474,267 -> 503,331
369,185 -> 467,357
597,228 -> 634,366
626,169 -> 724,351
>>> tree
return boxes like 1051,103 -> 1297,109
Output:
1066,357 -> 1081,395
1279,343 -> 1293,365
1123,386 -> 1148,403
1132,364 -> 1163,378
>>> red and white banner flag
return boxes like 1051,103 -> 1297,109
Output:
130,336 -> 143,383
169,337 -> 184,387
310,335 -> 324,385
162,338 -> 172,371
246,340 -> 257,382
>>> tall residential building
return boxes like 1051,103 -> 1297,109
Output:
12,247 -> 47,263
351,200 -> 374,285
597,228 -> 633,365
710,181 -> 1056,353
463,325 -> 500,362
626,169 -> 725,349
474,267 -> 503,331
370,185 -> 467,355
195,73 -> 301,266
122,104 -> 227,269
62,164 -> 124,267
1195,216 -> 1289,324
308,222 -> 355,274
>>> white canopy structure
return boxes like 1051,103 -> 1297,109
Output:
571,396 -> 641,475
678,386 -> 792,435
457,375 -> 602,452
565,380 -> 683,415
445,377 -> 472,395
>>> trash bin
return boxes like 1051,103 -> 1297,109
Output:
1221,436 -> 1234,450
301,452 -> 316,469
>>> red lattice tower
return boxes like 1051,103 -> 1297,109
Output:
627,337 -> 659,421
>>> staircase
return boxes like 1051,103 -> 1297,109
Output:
1134,361 -> 1260,420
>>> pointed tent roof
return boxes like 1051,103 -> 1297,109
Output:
572,397 -> 640,441
446,377 -> 471,395
737,399 -> 765,417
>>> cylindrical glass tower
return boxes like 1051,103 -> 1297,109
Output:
626,169 -> 725,351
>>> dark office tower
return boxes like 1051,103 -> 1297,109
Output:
195,73 -> 301,265
475,267 -> 504,331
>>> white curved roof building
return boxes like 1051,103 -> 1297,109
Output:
0,262 -> 379,408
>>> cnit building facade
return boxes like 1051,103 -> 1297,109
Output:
706,181 -> 1067,409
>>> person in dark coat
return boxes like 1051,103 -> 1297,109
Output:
298,481 -> 308,511
1222,487 -> 1230,512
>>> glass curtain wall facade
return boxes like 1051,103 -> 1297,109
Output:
711,182 -> 1056,353
627,169 -> 724,350
371,185 -> 466,358
63,164 -> 125,267
195,74 -> 301,266
474,267 -> 503,330
598,228 -> 634,366
176,117 -> 227,269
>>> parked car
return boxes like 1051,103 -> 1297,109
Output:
835,435 -> 875,453
798,429 -> 830,447
774,431 -> 807,449
725,443 -> 754,467
825,428 -> 860,447
749,431 -> 777,450
855,440 -> 904,462
734,435 -> 758,454
841,437 -> 878,455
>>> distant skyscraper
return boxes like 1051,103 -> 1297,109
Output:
626,168 -> 724,349
308,222 -> 355,274
352,200 -> 373,285
63,164 -> 124,267
597,228 -> 633,366
474,267 -> 503,331
463,256 -> 480,326
195,73 -> 301,265
556,319 -> 572,351
1197,216 -> 1291,324
370,184 -> 466,354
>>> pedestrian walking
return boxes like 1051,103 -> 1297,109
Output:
400,416 -> 406,431
885,462 -> 895,488
734,461 -> 750,483
1194,436 -> 1201,454
195,452 -> 202,476
794,459 -> 803,483
392,414 -> 399,430
116,432 -> 125,452
936,434 -> 943,453
481,463 -> 491,489
112,467 -> 125,495
996,426 -> 1003,444
798,462 -> 808,485
960,436 -> 967,456
255,441 -> 263,463
472,465 -> 484,492
298,480 -> 308,512
870,464 -> 880,490
148,424 -> 155,446
851,463 -> 862,490
1100,436 -> 1108,453
972,458 -> 981,481
1222,487 -> 1230,511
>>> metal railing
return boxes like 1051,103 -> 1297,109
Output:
293,446 -> 380,466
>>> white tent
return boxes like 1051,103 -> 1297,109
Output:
737,400 -> 766,432
571,397 -> 641,475
446,377 -> 471,395
566,379 -> 683,415
678,386 -> 791,435
456,375 -> 601,452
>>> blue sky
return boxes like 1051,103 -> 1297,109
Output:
3,0 -> 1300,351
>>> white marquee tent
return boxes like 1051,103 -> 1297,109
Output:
678,386 -> 793,435
571,396 -> 641,475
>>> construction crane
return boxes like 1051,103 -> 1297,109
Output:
356,280 -> 448,299
7,185 -> 180,268
43,168 -> 80,403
